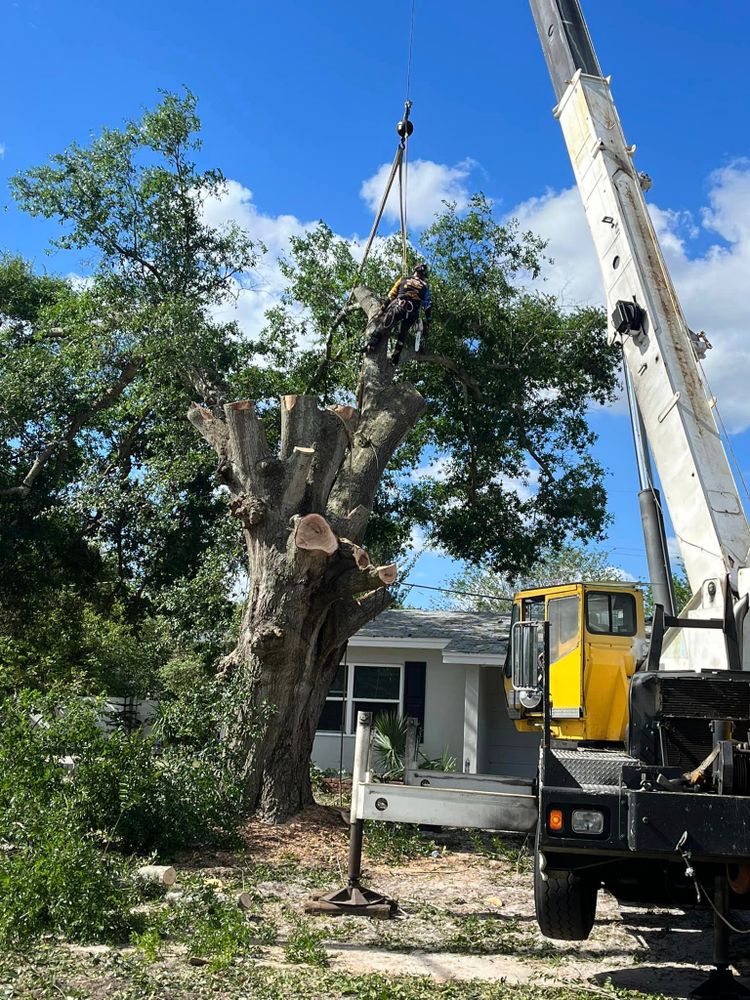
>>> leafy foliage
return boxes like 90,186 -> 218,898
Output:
0,684 -> 248,861
0,91 -> 258,694
0,821 -> 136,946
283,919 -> 330,968
371,711 -> 456,781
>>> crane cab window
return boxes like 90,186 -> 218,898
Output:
548,595 -> 580,663
586,592 -> 636,637
522,596 -> 545,622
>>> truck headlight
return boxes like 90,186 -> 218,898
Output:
571,809 -> 604,835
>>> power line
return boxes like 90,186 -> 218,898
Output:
401,577 -> 666,604
401,581 -> 514,603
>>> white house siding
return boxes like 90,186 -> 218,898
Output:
478,665 -> 540,779
311,645 -> 465,773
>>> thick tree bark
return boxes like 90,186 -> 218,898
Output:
188,287 -> 425,822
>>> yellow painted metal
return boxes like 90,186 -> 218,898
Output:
505,582 -> 645,744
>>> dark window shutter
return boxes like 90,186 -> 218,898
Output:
403,661 -> 426,736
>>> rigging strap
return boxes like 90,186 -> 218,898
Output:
330,100 -> 413,337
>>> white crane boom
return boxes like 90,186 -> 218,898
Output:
530,0 -> 750,669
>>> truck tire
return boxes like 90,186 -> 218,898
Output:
534,842 -> 597,940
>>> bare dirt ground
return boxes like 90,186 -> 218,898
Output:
197,804 -> 750,999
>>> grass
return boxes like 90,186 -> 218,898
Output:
364,821 -> 438,863
284,919 -> 330,967
0,946 -> 670,1000
469,831 -> 533,873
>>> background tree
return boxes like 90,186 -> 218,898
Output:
441,544 -> 629,612
187,198 -> 621,820
4,94 -> 622,820
0,92 -> 260,693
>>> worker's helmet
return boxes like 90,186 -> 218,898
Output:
414,262 -> 429,278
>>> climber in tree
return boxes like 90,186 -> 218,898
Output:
364,262 -> 432,366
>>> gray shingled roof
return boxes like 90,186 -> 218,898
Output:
355,609 -> 511,657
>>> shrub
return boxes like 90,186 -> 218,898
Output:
0,814 -> 136,946
371,712 -> 456,781
0,683 -> 247,857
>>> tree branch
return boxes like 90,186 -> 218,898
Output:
399,348 -> 484,401
0,359 -> 142,500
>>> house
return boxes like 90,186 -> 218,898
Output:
312,609 -> 540,779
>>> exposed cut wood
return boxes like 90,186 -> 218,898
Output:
340,538 -> 371,570
137,864 -> 177,887
293,513 -> 338,555
375,563 -> 398,586
331,405 -> 356,422
284,446 -> 315,510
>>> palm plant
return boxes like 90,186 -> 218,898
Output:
371,712 -> 456,781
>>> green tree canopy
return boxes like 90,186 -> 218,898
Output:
1,92 -> 621,706
440,544 -> 630,612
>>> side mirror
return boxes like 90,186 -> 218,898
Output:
511,621 -> 543,710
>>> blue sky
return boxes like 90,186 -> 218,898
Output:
3,1 -> 750,606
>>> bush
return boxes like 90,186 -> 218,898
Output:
371,712 -> 456,781
0,677 -> 263,947
0,819 -> 136,946
0,686 -> 244,857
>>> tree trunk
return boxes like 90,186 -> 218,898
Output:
188,288 -> 425,822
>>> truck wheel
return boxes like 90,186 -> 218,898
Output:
534,843 -> 597,940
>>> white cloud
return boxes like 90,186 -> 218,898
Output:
0,144 -> 5,158
360,158 -> 477,229
509,162 -> 750,432
494,467 -> 541,504
201,180 -> 316,342
512,186 -> 601,308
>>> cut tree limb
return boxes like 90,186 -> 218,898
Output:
224,400 -> 276,494
283,446 -> 315,510
187,404 -> 230,457
137,865 -> 177,887
339,537 -> 371,570
346,562 -> 398,595
293,513 -> 338,555
280,394 -> 358,512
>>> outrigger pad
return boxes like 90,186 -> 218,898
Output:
305,884 -> 396,919
689,967 -> 750,1000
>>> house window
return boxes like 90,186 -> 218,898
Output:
317,663 -> 403,734
317,664 -> 348,733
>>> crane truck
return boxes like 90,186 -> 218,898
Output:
317,3 -> 750,993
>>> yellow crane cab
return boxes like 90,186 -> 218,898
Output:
504,582 -> 647,744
